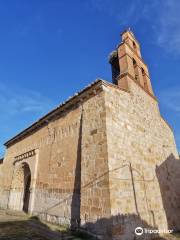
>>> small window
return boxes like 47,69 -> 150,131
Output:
133,58 -> 137,66
142,68 -> 149,91
109,51 -> 120,85
133,59 -> 138,81
141,68 -> 145,75
133,41 -> 137,50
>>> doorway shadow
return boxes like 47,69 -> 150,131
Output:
22,163 -> 31,213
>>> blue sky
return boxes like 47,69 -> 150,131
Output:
0,0 -> 180,156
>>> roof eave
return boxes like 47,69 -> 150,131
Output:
4,79 -> 105,147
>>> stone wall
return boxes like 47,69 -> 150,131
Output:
0,102 -> 84,222
80,89 -> 111,237
0,163 -> 9,209
0,79 -> 179,239
0,85 -> 111,237
104,81 -> 179,239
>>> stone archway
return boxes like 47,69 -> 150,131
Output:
9,162 -> 31,213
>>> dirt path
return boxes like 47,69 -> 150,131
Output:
0,210 -> 93,240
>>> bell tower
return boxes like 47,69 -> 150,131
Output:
109,29 -> 155,98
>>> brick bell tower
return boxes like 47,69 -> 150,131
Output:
109,29 -> 155,99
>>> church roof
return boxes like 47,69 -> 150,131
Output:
4,79 -> 123,148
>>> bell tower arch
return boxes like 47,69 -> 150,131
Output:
109,29 -> 155,99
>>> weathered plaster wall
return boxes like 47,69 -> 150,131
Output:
104,81 -> 179,239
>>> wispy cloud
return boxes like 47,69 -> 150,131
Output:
159,87 -> 180,114
0,82 -> 55,155
175,135 -> 180,153
87,0 -> 180,55
0,82 -> 54,117
154,0 -> 180,55
87,0 -> 143,26
158,86 -> 180,153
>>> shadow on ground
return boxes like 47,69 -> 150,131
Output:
0,210 -> 180,240
156,154 -> 180,231
81,213 -> 167,240
0,214 -> 94,240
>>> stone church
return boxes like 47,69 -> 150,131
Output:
0,30 -> 180,240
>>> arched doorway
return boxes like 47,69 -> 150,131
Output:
9,162 -> 31,213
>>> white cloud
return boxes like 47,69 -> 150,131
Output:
87,0 -> 142,25
158,87 -> 180,153
87,0 -> 180,55
159,87 -> 180,114
154,0 -> 180,55
0,82 -> 56,156
0,82 -> 54,117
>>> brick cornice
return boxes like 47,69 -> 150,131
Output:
118,72 -> 157,102
118,41 -> 148,68
119,53 -> 150,80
